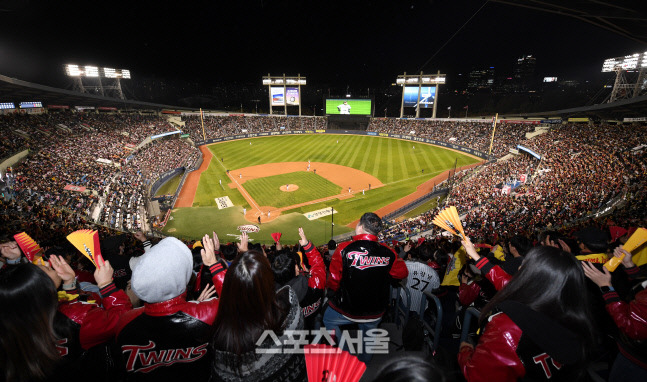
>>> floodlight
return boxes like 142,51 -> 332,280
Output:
104,68 -> 117,78
65,64 -> 82,77
122,70 -> 131,79
0,102 -> 15,109
298,79 -> 306,85
262,79 -> 271,85
85,66 -> 99,77
602,51 -> 647,72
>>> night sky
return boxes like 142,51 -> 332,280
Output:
0,0 -> 644,89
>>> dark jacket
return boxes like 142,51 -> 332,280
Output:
458,301 -> 588,381
114,263 -> 226,381
284,241 -> 325,330
603,265 -> 647,369
327,234 -> 408,319
54,282 -> 132,381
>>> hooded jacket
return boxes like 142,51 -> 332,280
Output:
115,262 -> 226,381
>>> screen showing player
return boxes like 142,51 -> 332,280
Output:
325,99 -> 372,115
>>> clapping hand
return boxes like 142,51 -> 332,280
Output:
236,232 -> 249,252
201,232 -> 219,267
298,227 -> 308,246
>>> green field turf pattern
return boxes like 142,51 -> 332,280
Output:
163,206 -> 352,244
168,135 -> 479,244
243,172 -> 341,209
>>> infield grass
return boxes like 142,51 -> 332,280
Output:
243,172 -> 341,208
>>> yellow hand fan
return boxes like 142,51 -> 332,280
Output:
66,230 -> 103,266
432,206 -> 466,239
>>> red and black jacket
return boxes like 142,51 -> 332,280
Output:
54,282 -> 132,379
474,256 -> 511,291
602,265 -> 647,369
328,234 -> 408,320
114,262 -> 226,382
458,301 -> 588,382
294,241 -> 326,329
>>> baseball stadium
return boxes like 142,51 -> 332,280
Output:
1,1 -> 646,381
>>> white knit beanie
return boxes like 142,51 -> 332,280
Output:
131,237 -> 193,303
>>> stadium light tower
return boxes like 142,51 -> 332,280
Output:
64,64 -> 131,100
262,74 -> 306,116
601,52 -> 647,103
396,71 -> 446,118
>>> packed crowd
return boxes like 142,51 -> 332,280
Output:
180,115 -> 327,142
1,203 -> 645,382
1,111 -> 199,231
1,108 -> 646,381
368,118 -> 535,157
381,124 -> 647,245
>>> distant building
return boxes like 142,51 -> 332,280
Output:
513,55 -> 536,92
467,67 -> 495,91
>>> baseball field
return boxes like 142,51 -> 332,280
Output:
162,134 -> 482,245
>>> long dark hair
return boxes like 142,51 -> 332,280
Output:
481,246 -> 595,350
212,250 -> 289,355
0,263 -> 60,382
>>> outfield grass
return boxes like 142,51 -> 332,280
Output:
243,172 -> 341,208
154,171 -> 184,197
164,134 -> 480,243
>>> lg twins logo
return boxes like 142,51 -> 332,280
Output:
122,341 -> 208,373
346,250 -> 390,270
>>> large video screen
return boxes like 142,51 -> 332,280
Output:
271,87 -> 284,106
325,99 -> 372,115
403,86 -> 436,108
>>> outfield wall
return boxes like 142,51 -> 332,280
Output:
195,130 -> 489,160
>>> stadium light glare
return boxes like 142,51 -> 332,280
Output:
85,66 -> 100,77
602,51 -> 647,72
65,64 -> 131,79
65,64 -> 82,77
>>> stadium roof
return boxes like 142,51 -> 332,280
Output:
505,94 -> 647,120
0,74 -> 190,111
491,1 -> 647,44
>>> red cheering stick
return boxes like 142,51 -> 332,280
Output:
13,232 -> 43,263
66,230 -> 103,266
271,232 -> 282,243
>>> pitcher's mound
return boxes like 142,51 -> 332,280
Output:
280,184 -> 299,192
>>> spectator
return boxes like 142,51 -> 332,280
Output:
325,212 -> 409,363
211,250 -> 307,381
582,246 -> 647,382
115,235 -> 226,381
47,254 -> 132,379
458,243 -> 595,381
271,228 -> 326,330
401,245 -> 441,313
0,263 -> 60,382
